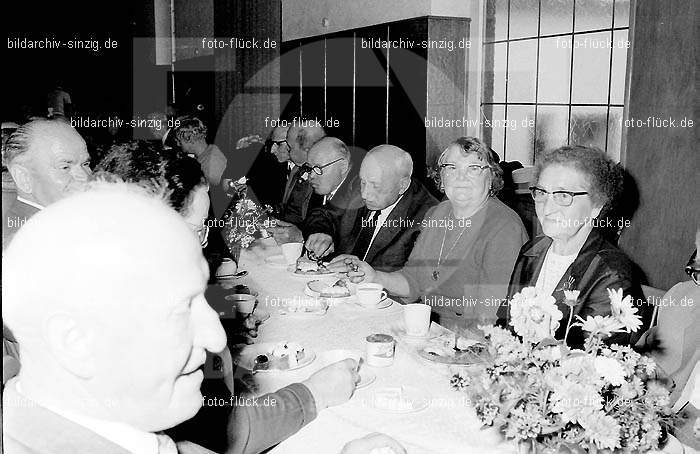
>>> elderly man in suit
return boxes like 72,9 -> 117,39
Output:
276,122 -> 326,226
304,145 -> 437,271
1,182 -> 396,454
2,119 -> 91,250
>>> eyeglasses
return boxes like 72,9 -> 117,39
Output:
529,186 -> 589,207
188,222 -> 210,248
310,157 -> 344,175
685,250 -> 699,285
440,163 -> 491,179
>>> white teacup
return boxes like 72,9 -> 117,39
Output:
216,258 -> 237,277
356,283 -> 388,307
281,242 -> 303,265
403,303 -> 431,336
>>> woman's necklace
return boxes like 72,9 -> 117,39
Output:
432,215 -> 471,281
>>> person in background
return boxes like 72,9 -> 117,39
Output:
500,145 -> 649,348
2,182 -> 363,454
331,137 -> 528,331
47,81 -> 72,120
277,121 -> 326,225
2,119 -> 91,250
304,144 -> 438,272
636,228 -> 699,451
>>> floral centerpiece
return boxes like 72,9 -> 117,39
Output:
451,287 -> 676,453
221,178 -> 273,260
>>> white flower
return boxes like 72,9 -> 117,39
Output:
574,315 -> 623,338
594,356 -> 626,386
563,290 -> 580,302
579,411 -> 621,450
509,287 -> 564,344
236,176 -> 248,185
607,288 -> 642,332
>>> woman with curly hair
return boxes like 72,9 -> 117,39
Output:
331,137 -> 529,330
95,140 -> 211,248
499,145 -> 649,348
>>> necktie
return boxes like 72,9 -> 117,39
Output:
156,433 -> 178,454
351,210 -> 381,259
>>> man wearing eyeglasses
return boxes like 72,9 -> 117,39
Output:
272,123 -> 326,228
301,137 -> 360,258
304,145 -> 438,271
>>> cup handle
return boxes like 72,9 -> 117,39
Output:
380,290 -> 387,301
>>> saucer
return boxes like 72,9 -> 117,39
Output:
356,368 -> 376,389
354,298 -> 392,310
393,327 -> 437,341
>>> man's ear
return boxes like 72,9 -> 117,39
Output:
45,313 -> 96,379
8,163 -> 33,194
591,204 -> 603,220
398,176 -> 411,195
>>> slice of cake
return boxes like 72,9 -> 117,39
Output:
271,342 -> 306,369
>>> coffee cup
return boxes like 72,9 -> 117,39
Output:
281,242 -> 304,265
403,303 -> 431,336
216,258 -> 237,277
225,293 -> 257,316
356,283 -> 387,307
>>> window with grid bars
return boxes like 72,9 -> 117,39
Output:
481,0 -> 630,164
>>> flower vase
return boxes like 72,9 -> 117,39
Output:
228,241 -> 242,265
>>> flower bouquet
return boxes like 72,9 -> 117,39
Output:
451,287 -> 676,453
221,186 -> 273,260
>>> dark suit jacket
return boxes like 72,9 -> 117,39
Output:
301,169 -> 362,244
498,228 -> 650,349
3,379 -> 317,454
3,199 -> 40,251
336,179 -> 438,272
279,166 -> 321,226
2,380 -> 215,454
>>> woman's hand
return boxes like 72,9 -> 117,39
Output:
328,254 -> 376,284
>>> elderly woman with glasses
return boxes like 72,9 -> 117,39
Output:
330,137 -> 528,330
498,145 -> 649,348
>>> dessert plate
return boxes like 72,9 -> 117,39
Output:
234,343 -> 315,372
306,278 -> 355,298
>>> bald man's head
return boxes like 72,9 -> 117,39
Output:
3,182 -> 226,431
4,119 -> 91,206
286,121 -> 326,165
359,145 -> 413,210
307,137 -> 351,196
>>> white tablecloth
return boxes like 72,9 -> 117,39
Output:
229,245 -> 516,454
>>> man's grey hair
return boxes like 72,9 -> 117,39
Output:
2,119 -> 53,165
366,145 -> 413,179
293,122 -> 326,151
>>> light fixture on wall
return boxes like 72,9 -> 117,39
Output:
322,17 -> 330,28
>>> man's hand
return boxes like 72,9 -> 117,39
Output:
327,255 -> 376,284
302,359 -> 358,411
268,219 -> 303,244
340,433 -> 406,454
305,233 -> 335,258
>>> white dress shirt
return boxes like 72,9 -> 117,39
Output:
362,193 -> 405,261
323,172 -> 349,205
16,382 -> 160,454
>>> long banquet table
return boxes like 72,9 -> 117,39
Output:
223,244 -> 516,454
